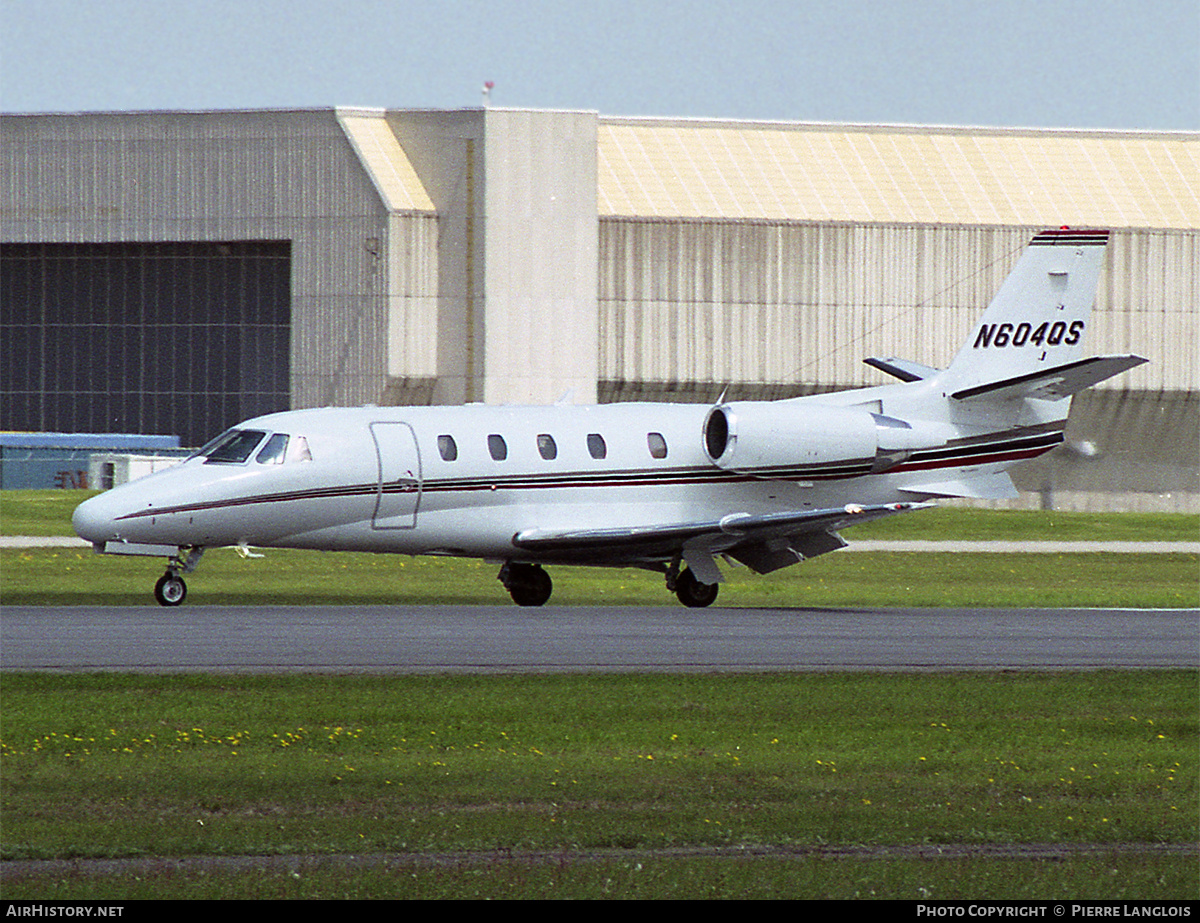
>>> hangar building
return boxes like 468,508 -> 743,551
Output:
1,108 -> 1196,510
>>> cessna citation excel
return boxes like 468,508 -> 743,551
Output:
74,228 -> 1146,607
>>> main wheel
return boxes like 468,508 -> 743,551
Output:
506,563 -> 553,607
154,572 -> 187,607
674,567 -> 718,608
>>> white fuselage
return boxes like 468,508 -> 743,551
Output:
71,384 -> 1061,567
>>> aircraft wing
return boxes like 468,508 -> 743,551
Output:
512,501 -> 931,582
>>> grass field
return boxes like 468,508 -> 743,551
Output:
2,491 -> 1197,899
2,671 -> 1196,899
4,545 -> 1198,609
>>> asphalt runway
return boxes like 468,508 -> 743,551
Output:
2,605 -> 1195,672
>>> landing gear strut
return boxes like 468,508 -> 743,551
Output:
153,547 -> 204,607
499,562 -> 553,607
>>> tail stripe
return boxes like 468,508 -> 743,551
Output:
1029,229 -> 1109,246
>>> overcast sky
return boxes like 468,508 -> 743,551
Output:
1,0 -> 1197,129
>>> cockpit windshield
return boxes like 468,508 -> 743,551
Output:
189,429 -> 312,465
191,429 -> 268,464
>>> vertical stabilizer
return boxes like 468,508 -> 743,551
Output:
943,229 -> 1110,394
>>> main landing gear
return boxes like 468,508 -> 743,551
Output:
499,562 -> 554,607
667,563 -> 720,608
498,560 -> 720,608
153,547 -> 204,607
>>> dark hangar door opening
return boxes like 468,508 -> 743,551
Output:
1,241 -> 291,447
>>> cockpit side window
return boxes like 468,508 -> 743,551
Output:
256,433 -> 289,464
195,429 -> 268,464
289,436 -> 312,463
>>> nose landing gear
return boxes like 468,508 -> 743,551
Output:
153,547 -> 204,607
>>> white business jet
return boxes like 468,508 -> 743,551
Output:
73,228 -> 1146,607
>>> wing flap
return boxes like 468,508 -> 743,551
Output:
726,530 -> 849,574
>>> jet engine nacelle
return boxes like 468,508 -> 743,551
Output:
703,402 -> 947,475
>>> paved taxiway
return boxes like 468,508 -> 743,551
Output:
2,605 -> 1195,672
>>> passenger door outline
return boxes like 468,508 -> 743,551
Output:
369,422 -> 422,529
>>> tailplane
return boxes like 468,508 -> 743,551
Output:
949,354 -> 1146,402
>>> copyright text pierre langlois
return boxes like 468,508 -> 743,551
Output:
916,906 -> 1192,918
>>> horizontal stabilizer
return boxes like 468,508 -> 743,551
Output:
950,355 -> 1147,402
864,357 -> 941,383
899,472 -> 1018,500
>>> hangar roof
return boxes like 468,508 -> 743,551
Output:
597,118 -> 1200,229
339,109 -> 435,213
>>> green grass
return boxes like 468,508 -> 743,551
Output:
1,671 -> 1196,898
3,545 -> 1197,608
4,853 -> 1196,900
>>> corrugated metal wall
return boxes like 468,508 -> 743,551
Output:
599,220 -> 1196,396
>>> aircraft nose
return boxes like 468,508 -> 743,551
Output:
72,493 -> 117,546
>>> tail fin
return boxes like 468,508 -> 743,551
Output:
942,228 -> 1112,394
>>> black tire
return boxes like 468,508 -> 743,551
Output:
507,563 -> 553,607
675,567 -> 719,608
154,572 -> 187,607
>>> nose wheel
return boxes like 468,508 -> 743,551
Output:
154,572 -> 187,606
152,547 -> 204,606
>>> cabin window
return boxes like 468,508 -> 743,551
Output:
438,434 -> 458,462
537,433 -> 557,460
587,433 -> 607,459
198,429 -> 267,464
488,434 -> 508,461
647,432 -> 668,459
255,433 -> 289,465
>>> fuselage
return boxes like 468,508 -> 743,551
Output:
71,382 -> 1063,567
